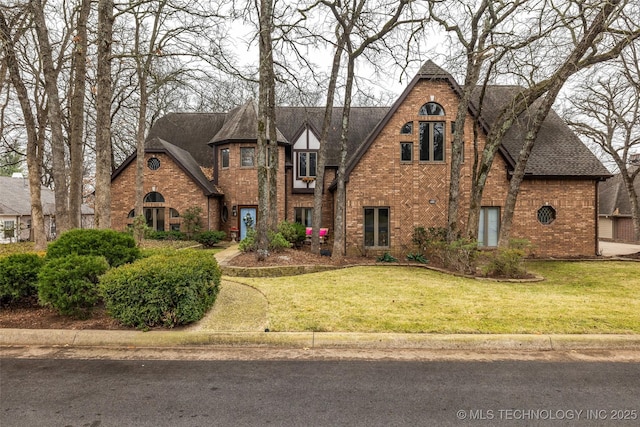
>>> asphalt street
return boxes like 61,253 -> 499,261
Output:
1,358 -> 639,426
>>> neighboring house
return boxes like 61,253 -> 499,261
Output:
110,60 -> 610,257
599,154 -> 640,242
0,174 -> 94,244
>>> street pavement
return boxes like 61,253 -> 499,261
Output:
1,243 -> 639,360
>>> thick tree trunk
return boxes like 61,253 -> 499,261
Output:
332,56 -> 355,258
311,37 -> 345,254
94,0 -> 114,229
0,10 -> 46,249
31,0 -> 69,235
68,0 -> 91,229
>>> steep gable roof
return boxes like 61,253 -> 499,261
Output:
344,60 -> 610,181
599,173 -> 640,216
111,138 -> 222,196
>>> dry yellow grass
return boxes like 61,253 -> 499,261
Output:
230,262 -> 640,334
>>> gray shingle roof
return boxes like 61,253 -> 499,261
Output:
599,173 -> 640,216
138,60 -> 609,182
0,176 -> 92,216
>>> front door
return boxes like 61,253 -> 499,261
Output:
239,207 -> 257,240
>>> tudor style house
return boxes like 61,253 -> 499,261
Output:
110,60 -> 610,257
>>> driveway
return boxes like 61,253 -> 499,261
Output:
599,240 -> 640,256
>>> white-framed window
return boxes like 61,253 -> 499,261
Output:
3,220 -> 15,238
478,207 -> 500,247
298,152 -> 317,178
295,207 -> 313,227
364,207 -> 389,248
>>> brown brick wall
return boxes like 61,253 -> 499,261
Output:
111,153 -> 217,232
344,80 -> 598,258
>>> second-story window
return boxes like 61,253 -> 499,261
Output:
298,151 -> 317,178
221,148 -> 229,168
241,147 -> 255,167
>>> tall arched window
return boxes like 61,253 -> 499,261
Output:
419,102 -> 445,116
144,191 -> 165,203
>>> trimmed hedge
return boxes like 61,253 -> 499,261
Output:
37,254 -> 110,318
195,230 -> 226,248
47,229 -> 140,267
0,253 -> 44,303
100,250 -> 221,329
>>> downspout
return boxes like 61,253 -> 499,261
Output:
595,180 -> 600,256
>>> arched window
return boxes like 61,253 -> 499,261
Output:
419,102 -> 445,116
400,122 -> 413,134
144,191 -> 165,203
127,209 -> 135,218
169,208 -> 180,218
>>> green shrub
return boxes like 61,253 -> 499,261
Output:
377,252 -> 398,263
0,253 -> 44,303
47,229 -> 140,267
482,239 -> 531,278
406,253 -> 428,264
238,228 -> 256,252
195,230 -> 226,248
277,221 -> 306,247
146,230 -> 187,241
37,254 -> 110,318
443,238 -> 478,274
100,250 -> 221,329
268,231 -> 291,252
181,206 -> 203,239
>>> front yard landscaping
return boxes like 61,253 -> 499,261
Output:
230,261 -> 640,334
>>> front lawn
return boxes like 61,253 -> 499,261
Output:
231,261 -> 640,334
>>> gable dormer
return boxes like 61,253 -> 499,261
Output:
292,123 -> 320,192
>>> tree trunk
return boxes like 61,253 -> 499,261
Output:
0,9 -> 46,249
332,55 -> 355,258
256,0 -> 274,257
94,0 -> 114,229
311,36 -> 345,254
31,0 -> 69,236
68,0 -> 91,229
466,0 -> 625,239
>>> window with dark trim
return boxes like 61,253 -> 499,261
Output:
419,102 -> 445,116
478,206 -> 500,247
419,121 -> 445,161
400,142 -> 413,162
400,122 -> 413,134
240,147 -> 255,167
144,191 -> 165,203
147,157 -> 161,170
298,152 -> 317,178
537,205 -> 556,225
295,207 -> 313,227
364,207 -> 390,248
221,148 -> 229,168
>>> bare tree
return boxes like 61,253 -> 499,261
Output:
30,0 -> 71,234
0,6 -> 46,249
565,43 -> 640,241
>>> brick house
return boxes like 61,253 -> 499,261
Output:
598,154 -> 640,243
110,60 -> 610,257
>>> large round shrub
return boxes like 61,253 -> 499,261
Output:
37,254 -> 110,318
100,250 -> 221,329
47,229 -> 140,267
0,253 -> 44,303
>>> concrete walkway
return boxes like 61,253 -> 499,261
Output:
599,240 -> 640,256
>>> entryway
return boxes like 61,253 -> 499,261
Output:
239,207 -> 257,240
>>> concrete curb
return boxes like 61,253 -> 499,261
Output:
2,329 -> 640,351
